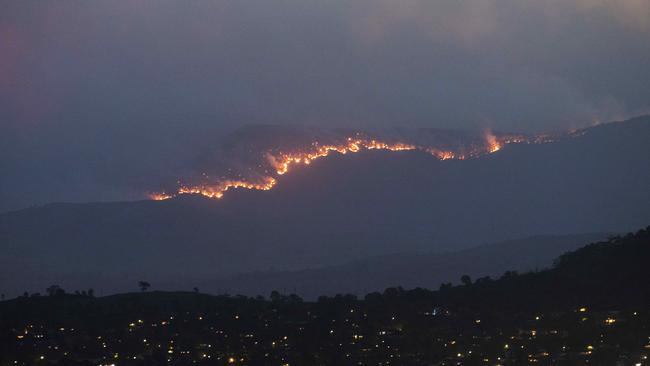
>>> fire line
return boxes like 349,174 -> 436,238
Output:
149,130 -> 567,201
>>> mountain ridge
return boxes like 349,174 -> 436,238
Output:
1,116 -> 648,296
194,232 -> 612,299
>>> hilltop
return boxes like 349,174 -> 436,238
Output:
0,116 -> 649,296
1,227 -> 648,366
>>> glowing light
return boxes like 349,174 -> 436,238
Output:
267,138 -> 416,176
149,131 -> 564,202
151,177 -> 276,201
425,147 -> 456,160
150,193 -> 173,201
484,130 -> 502,153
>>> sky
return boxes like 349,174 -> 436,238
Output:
1,0 -> 649,212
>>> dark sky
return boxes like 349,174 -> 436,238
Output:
1,0 -> 649,212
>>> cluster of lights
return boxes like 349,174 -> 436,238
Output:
9,307 -> 648,366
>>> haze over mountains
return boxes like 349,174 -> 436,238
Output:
192,233 -> 609,299
0,116 -> 648,297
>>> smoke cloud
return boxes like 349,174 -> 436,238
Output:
1,0 -> 649,211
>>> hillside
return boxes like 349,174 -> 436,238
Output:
0,116 -> 649,296
2,227 -> 647,315
194,233 -> 609,298
0,227 -> 648,366
418,226 -> 650,312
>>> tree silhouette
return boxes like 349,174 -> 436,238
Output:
288,294 -> 303,304
500,270 -> 518,280
270,290 -> 282,303
138,281 -> 151,292
383,286 -> 404,298
460,274 -> 472,286
46,285 -> 65,296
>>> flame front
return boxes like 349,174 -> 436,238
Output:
484,130 -> 502,153
150,193 -> 173,201
151,177 -> 277,201
267,138 -> 417,176
149,130 -> 568,202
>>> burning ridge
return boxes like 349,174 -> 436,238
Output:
149,128 -> 578,202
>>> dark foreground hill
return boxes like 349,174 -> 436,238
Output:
0,227 -> 648,366
194,233 -> 609,298
0,116 -> 649,296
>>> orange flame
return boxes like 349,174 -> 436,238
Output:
425,148 -> 456,160
484,130 -> 502,153
150,193 -> 173,201
267,138 -> 417,175
149,131 -> 563,201
149,177 -> 276,201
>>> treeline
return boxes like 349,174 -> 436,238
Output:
358,226 -> 649,313
1,226 -> 648,327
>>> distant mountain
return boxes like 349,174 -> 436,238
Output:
159,123 -> 508,193
0,116 -> 648,296
191,233 -> 611,298
2,227 -> 648,321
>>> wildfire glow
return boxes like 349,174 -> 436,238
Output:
150,193 -> 173,201
425,148 -> 457,160
150,177 -> 276,201
267,138 -> 417,176
484,130 -> 502,153
148,130 -> 569,202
